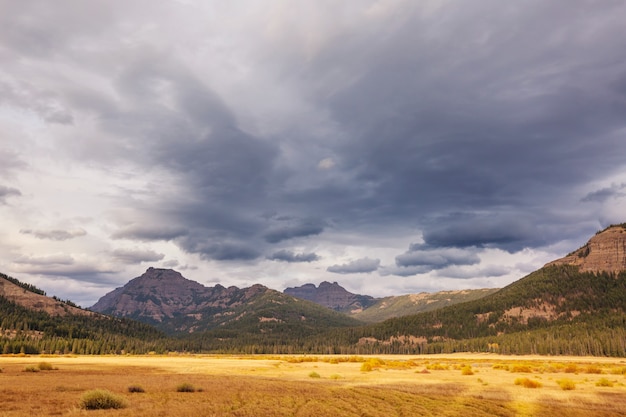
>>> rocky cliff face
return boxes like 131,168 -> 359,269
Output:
284,281 -> 378,313
545,224 -> 626,273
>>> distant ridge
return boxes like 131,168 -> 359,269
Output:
284,281 -> 378,313
91,267 -> 361,335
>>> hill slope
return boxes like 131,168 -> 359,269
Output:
91,267 -> 362,336
0,272 -> 166,354
346,225 -> 626,355
350,288 -> 499,323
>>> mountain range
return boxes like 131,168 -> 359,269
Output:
2,223 -> 626,355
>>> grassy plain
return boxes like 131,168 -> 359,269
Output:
1,353 -> 626,416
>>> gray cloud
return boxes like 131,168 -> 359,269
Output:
111,225 -> 188,241
178,237 -> 261,261
0,185 -> 21,204
582,183 -> 626,203
264,218 -> 326,243
2,1 -> 626,301
20,228 -> 86,241
111,248 -> 165,264
327,257 -> 380,274
267,250 -> 320,263
396,246 -> 480,269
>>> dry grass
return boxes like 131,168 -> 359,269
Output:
0,354 -> 625,416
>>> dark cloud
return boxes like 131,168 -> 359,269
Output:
582,184 -> 626,203
396,245 -> 480,269
267,250 -> 320,263
111,248 -> 164,264
327,258 -> 380,274
111,225 -> 188,241
178,237 -> 261,261
2,0 -> 626,301
0,185 -> 21,204
20,228 -> 86,241
264,218 -> 326,243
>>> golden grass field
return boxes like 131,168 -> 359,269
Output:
1,353 -> 626,416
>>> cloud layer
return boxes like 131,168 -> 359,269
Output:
1,0 -> 626,305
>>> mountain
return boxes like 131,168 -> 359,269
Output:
0,272 -> 166,355
0,272 -> 92,317
90,267 -> 362,336
350,288 -> 499,323
348,224 -> 626,356
284,281 -> 378,313
546,224 -> 626,272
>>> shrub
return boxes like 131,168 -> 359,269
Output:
176,383 -> 196,392
585,365 -> 602,374
80,389 -> 128,410
128,385 -> 146,393
329,374 -> 342,380
596,378 -> 614,387
23,366 -> 39,373
461,366 -> 474,376
308,372 -> 321,379
360,363 -> 373,372
38,362 -> 55,371
427,363 -> 449,371
514,377 -> 542,388
510,364 -> 533,373
563,364 -> 578,374
557,379 -> 576,390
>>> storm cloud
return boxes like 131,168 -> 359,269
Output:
2,0 -> 626,304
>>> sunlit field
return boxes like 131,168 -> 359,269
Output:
1,353 -> 626,416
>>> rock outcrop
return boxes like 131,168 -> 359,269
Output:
545,224 -> 626,273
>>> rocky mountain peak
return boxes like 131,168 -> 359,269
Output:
284,281 -> 378,313
545,224 -> 626,273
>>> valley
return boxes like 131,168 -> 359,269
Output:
1,353 -> 625,416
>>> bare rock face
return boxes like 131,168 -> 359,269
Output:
545,225 -> 626,273
284,281 -> 378,312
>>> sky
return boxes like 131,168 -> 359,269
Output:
2,0 -> 626,307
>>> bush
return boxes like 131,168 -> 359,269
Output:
176,383 -> 196,392
557,379 -> 576,390
461,366 -> 474,376
80,389 -> 128,410
510,364 -> 533,373
38,362 -> 55,371
329,374 -> 342,380
563,364 -> 578,374
128,385 -> 145,393
23,366 -> 39,373
596,378 -> 614,387
514,377 -> 542,388
360,363 -> 373,372
308,372 -> 321,379
585,365 -> 602,374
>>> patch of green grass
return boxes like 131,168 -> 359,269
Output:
80,389 -> 128,410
